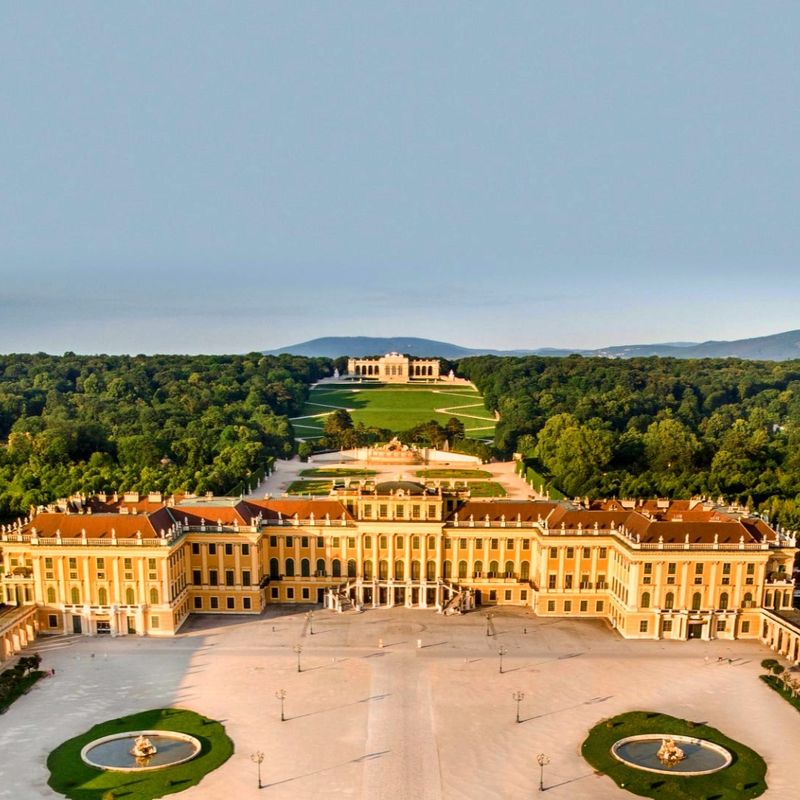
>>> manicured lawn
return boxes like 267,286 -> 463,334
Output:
299,468 -> 376,478
286,479 -> 333,495
295,385 -> 495,439
582,710 -> 767,799
465,481 -> 507,497
760,673 -> 800,713
47,708 -> 233,800
416,469 -> 493,479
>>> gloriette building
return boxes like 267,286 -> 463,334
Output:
347,353 -> 440,382
2,486 -> 798,663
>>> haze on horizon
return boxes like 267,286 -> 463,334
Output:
1,2 -> 798,356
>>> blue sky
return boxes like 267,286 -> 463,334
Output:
1,2 -> 798,354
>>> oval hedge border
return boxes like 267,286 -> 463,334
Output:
47,708 -> 233,800
582,711 -> 767,800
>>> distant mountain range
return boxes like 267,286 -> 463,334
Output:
265,330 -> 800,361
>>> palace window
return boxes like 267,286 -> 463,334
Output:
363,504 -> 372,517
225,544 -> 233,556
548,574 -> 556,589
564,600 -> 572,612
227,597 -> 235,610
396,505 -> 404,518
208,544 -> 217,555
269,536 -> 278,547
639,621 -> 648,633
662,620 -> 672,632
475,538 -> 483,549
583,547 -> 590,558
285,559 -> 295,578
302,588 -> 310,600
47,586 -> 56,603
599,547 -> 607,558
641,592 -> 650,609
286,536 -> 293,548
210,597 -> 219,609
566,547 -> 574,558
300,537 -> 308,549
505,590 -> 512,601
691,592 -> 702,611
716,619 -> 726,632
522,539 -> 530,550
412,505 -> 421,519
192,543 -> 200,555
490,539 -> 499,549
379,536 -> 387,549
595,600 -> 604,612
719,592 -> 729,610
428,536 -> 436,549
664,592 -> 674,610
412,536 -> 420,550
242,544 -> 250,556
226,569 -> 235,585
565,575 -> 573,589
549,547 -> 557,559
507,539 -> 514,549
193,570 -> 202,585
379,505 -> 388,518
332,559 -> 341,578
741,621 -> 750,633
547,600 -> 555,612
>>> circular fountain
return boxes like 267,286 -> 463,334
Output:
611,734 -> 732,776
80,730 -> 201,772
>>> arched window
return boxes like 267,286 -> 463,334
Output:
489,560 -> 499,576
285,558 -> 295,577
270,558 -> 280,579
98,587 -> 108,606
364,560 -> 373,580
332,559 -> 341,578
426,560 -> 436,581
316,558 -> 326,577
641,592 -> 650,609
126,587 -> 135,605
70,587 -> 80,604
664,592 -> 674,610
520,561 -> 530,580
395,560 -> 405,580
474,560 -> 483,576
504,560 -> 514,577
46,586 -> 56,604
443,560 -> 452,579
691,592 -> 702,611
301,558 -> 310,577
411,560 -> 421,580
458,560 -> 467,579
150,588 -> 159,605
379,560 -> 388,580
742,592 -> 753,608
347,559 -> 356,578
719,592 -> 729,610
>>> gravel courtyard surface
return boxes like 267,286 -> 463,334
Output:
2,608 -> 799,799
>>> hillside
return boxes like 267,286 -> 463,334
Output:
266,330 -> 800,361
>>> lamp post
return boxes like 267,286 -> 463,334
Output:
537,752 -> 550,792
512,689 -> 525,723
250,750 -> 265,789
275,688 -> 287,721
293,644 -> 303,673
485,611 -> 493,636
498,645 -> 508,674
306,610 -> 314,635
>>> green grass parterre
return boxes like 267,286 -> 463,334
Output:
293,385 -> 496,440
582,711 -> 766,799
47,708 -> 233,800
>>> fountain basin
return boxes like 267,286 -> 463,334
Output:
80,730 -> 201,772
611,734 -> 732,776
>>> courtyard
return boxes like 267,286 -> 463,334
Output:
2,608 -> 800,799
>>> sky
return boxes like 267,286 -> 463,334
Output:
1,2 -> 798,355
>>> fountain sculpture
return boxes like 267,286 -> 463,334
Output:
656,738 -> 686,767
130,735 -> 158,761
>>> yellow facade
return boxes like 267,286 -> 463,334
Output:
1,485 -> 797,661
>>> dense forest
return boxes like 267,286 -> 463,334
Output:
0,353 -> 329,519
3,351 -> 800,531
458,356 -> 800,529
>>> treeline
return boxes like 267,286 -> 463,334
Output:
316,410 -> 492,461
0,353 -> 330,519
458,356 -> 800,529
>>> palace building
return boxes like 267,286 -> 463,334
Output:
1,485 -> 798,662
347,353 -> 440,382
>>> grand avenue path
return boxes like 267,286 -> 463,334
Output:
3,608 -> 800,799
